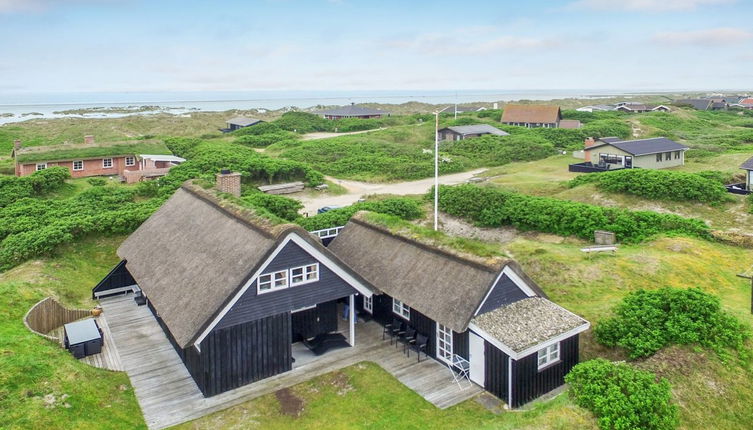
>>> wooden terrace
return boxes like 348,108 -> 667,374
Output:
99,294 -> 483,430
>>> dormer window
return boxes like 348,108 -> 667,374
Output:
257,270 -> 287,293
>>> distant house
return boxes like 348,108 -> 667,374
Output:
576,136 -> 688,170
735,98 -> 753,109
558,120 -> 582,129
740,156 -> 753,191
575,105 -> 613,112
501,105 -> 561,128
92,176 -> 590,408
438,124 -> 509,141
11,135 -> 184,182
614,103 -> 671,113
225,117 -> 263,132
674,99 -> 713,110
452,105 -> 488,114
315,103 -> 389,120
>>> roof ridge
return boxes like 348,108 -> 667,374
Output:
181,181 -> 300,240
349,213 -> 506,273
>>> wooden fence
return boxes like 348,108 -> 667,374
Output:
23,297 -> 92,343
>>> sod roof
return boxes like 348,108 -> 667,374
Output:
14,140 -> 172,163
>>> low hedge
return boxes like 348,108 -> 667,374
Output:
296,198 -> 423,231
566,359 -> 678,430
594,287 -> 749,359
0,167 -> 70,208
436,184 -> 710,243
569,169 -> 730,203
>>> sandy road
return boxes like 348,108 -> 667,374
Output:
295,169 -> 486,216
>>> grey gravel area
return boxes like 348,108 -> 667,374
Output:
472,297 -> 588,352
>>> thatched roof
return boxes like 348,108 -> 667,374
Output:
118,182 -> 366,348
328,213 -> 544,333
501,104 -> 561,124
472,297 -> 589,353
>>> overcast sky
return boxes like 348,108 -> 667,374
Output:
0,0 -> 751,94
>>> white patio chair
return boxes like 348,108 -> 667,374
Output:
450,354 -> 471,390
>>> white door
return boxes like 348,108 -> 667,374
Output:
469,332 -> 485,386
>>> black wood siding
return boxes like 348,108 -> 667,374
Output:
476,273 -> 528,315
453,331 -> 469,360
510,334 -> 580,408
291,300 -> 338,342
484,340 -> 509,401
198,312 -> 292,397
217,241 -> 360,329
147,299 -> 292,397
91,260 -> 136,298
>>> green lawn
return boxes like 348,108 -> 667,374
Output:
0,236 -> 145,430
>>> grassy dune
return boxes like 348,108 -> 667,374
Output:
0,236 -> 145,430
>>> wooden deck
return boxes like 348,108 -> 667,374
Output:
100,294 -> 483,430
49,313 -> 123,371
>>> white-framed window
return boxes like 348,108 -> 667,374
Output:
72,160 -> 84,171
290,263 -> 318,286
36,163 -> 47,171
537,342 -> 560,370
436,324 -> 453,364
102,158 -> 113,168
125,156 -> 135,166
392,298 -> 410,319
363,295 -> 373,313
257,270 -> 288,293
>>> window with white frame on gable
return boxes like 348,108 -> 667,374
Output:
537,342 -> 560,370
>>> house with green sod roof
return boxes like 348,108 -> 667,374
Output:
11,135 -> 184,182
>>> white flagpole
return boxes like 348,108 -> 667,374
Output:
434,106 -> 451,231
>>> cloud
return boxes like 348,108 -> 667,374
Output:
652,27 -> 753,46
569,0 -> 735,12
383,30 -> 556,56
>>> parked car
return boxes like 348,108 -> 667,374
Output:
317,205 -> 342,214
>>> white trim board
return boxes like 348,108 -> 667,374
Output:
474,266 -> 537,316
192,232 -> 373,348
468,321 -> 590,361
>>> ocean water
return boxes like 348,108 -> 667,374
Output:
0,89 -> 644,125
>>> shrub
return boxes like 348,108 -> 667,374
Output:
274,111 -> 333,133
0,167 -> 69,208
568,169 -> 730,203
296,198 -> 423,231
234,132 -> 297,147
240,192 -> 303,221
232,122 -> 283,136
442,134 -> 555,166
565,359 -> 678,430
86,177 -> 107,187
595,287 -> 750,359
0,187 -> 161,269
436,184 -> 711,243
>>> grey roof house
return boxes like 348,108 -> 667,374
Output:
572,136 -> 689,171
315,103 -> 389,119
223,117 -> 264,132
438,124 -> 509,141
740,156 -> 753,192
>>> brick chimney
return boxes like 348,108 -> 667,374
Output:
84,135 -> 95,145
13,139 -> 21,150
216,170 -> 241,197
584,137 -> 595,162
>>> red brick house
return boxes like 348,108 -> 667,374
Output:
11,136 -> 184,183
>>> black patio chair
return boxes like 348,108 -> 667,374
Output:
390,320 -> 405,345
409,334 -> 428,362
399,328 -> 416,354
382,318 -> 400,341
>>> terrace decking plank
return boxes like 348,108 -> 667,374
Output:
100,294 -> 484,430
